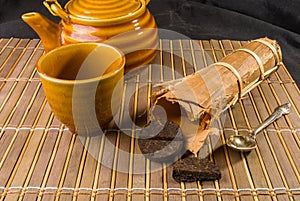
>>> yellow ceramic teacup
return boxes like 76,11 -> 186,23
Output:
37,43 -> 125,135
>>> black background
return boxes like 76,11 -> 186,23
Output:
0,0 -> 299,86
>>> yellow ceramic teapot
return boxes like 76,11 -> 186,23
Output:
22,0 -> 158,71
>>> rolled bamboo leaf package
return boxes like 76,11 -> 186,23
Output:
150,37 -> 283,154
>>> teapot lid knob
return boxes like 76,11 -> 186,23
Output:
44,0 -> 69,22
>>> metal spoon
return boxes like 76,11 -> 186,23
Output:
226,103 -> 291,152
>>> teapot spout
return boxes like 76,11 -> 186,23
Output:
22,12 -> 61,52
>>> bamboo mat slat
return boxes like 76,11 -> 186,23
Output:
0,38 -> 300,201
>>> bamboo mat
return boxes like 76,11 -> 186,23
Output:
0,38 -> 300,201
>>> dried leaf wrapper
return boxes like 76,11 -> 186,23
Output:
150,38 -> 283,154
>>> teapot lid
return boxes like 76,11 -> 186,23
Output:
66,0 -> 142,21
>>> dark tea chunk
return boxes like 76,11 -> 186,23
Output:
138,138 -> 185,163
139,120 -> 184,141
152,120 -> 184,140
138,120 -> 185,163
172,157 -> 221,182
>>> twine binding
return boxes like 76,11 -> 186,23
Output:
253,39 -> 281,63
214,39 -> 282,106
215,62 -> 243,99
235,48 -> 265,80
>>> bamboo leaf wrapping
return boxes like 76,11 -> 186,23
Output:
151,38 -> 282,154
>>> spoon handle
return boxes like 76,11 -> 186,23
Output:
250,103 -> 291,138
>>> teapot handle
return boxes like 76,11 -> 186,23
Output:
43,0 -> 69,22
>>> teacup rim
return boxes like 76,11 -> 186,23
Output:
37,43 -> 125,84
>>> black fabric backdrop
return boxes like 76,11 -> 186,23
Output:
0,0 -> 299,86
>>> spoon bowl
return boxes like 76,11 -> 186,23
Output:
226,103 -> 291,152
226,135 -> 257,152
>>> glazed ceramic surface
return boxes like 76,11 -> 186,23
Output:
37,43 -> 125,135
22,0 -> 158,71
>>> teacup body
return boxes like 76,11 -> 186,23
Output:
37,43 -> 125,134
